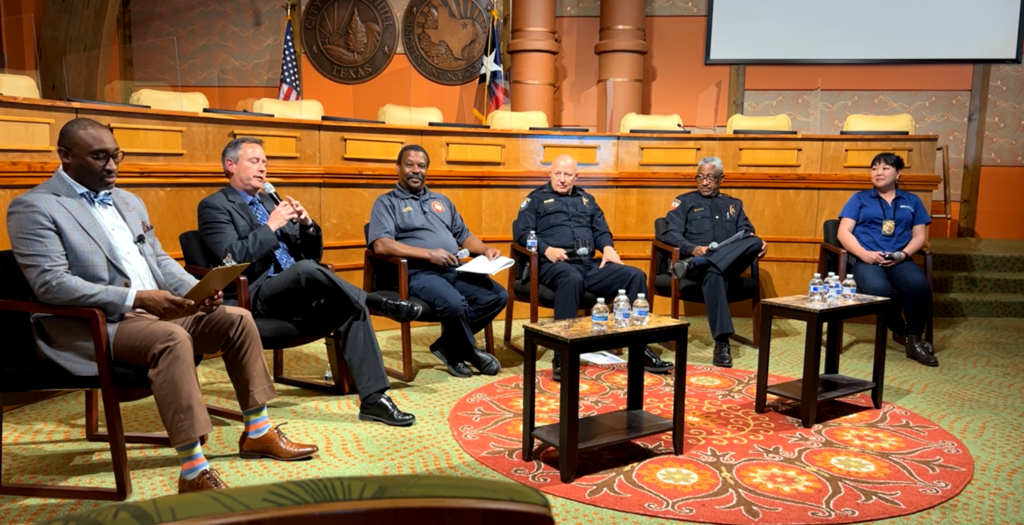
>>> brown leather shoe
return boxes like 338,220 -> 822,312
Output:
238,423 -> 318,461
178,468 -> 229,494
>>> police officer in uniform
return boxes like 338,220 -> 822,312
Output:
515,154 -> 674,381
368,145 -> 506,379
663,156 -> 767,368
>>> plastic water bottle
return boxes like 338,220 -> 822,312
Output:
831,273 -> 844,301
591,298 -> 609,330
824,272 -> 838,303
613,289 -> 632,328
324,368 -> 333,383
841,274 -> 857,301
526,231 -> 538,253
632,293 -> 650,326
808,273 -> 824,301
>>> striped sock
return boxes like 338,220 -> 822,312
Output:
175,440 -> 209,480
243,405 -> 271,439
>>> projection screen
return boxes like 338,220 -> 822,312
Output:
705,0 -> 1024,64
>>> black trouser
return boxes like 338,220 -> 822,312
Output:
688,236 -> 762,341
407,267 -> 508,360
538,257 -> 647,320
252,260 -> 390,401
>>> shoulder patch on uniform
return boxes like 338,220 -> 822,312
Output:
581,195 -> 589,207
670,199 -> 680,210
520,197 -> 531,210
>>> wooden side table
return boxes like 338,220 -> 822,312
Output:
521,314 -> 689,483
755,294 -> 891,428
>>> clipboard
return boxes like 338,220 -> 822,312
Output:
163,263 -> 249,319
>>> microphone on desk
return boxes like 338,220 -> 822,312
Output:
262,182 -> 298,224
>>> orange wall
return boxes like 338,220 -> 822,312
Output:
746,64 -> 974,91
975,167 -> 1024,239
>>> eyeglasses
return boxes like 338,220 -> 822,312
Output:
62,148 -> 126,165
695,174 -> 721,183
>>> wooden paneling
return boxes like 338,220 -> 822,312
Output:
843,147 -> 912,169
0,97 -> 943,308
821,139 -> 935,175
0,115 -> 56,153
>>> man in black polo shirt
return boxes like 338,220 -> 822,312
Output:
368,145 -> 506,379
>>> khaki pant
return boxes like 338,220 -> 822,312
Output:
111,306 -> 275,447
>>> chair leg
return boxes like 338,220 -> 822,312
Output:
85,389 -> 172,446
273,341 -> 357,395
484,323 -> 495,355
384,323 -> 417,382
503,291 -> 517,351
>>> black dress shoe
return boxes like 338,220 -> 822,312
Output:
358,394 -> 417,427
643,347 -> 674,374
905,335 -> 938,367
670,258 -> 693,279
712,340 -> 732,368
551,353 -> 561,382
430,346 -> 472,378
467,348 -> 500,376
369,297 -> 422,323
893,333 -> 935,355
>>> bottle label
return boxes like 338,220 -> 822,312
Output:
526,239 -> 537,248
592,313 -> 609,322
615,309 -> 631,320
810,285 -> 822,293
843,287 -> 856,295
634,308 -> 649,317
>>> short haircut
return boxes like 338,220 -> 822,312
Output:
57,118 -> 108,150
396,144 -> 429,167
697,156 -> 724,177
221,137 -> 264,170
870,152 -> 905,171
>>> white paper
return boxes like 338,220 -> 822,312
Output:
580,351 -> 626,365
455,255 -> 515,275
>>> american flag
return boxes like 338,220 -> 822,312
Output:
278,15 -> 301,101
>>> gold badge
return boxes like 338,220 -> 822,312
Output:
881,220 -> 896,236
402,206 -> 413,213
581,195 -> 589,207
729,204 -> 736,217
543,198 -> 555,204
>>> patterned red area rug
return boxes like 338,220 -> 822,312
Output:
449,365 -> 973,524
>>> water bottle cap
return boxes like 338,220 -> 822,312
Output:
827,272 -> 835,276
597,297 -> 605,302
637,293 -> 645,298
846,274 -> 854,278
618,289 -> 626,293
813,273 -> 821,277
529,230 -> 535,234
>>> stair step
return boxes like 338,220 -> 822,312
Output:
933,293 -> 1024,318
932,253 -> 1024,272
932,271 -> 1024,294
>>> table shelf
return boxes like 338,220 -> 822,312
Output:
766,373 -> 877,403
532,410 -> 673,451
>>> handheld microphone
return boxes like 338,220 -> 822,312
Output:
708,241 -> 719,251
262,182 -> 298,224
573,239 -> 591,257
134,234 -> 145,245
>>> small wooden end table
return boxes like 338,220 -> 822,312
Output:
755,294 -> 891,428
521,314 -> 689,483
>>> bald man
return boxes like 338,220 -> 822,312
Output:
514,154 -> 674,381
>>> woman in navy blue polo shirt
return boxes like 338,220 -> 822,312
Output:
837,152 -> 938,367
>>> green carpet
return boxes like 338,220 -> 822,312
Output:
1,316 -> 1022,525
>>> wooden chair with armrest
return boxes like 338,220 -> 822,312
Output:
502,219 -> 597,355
362,224 -> 495,381
37,475 -> 555,525
647,218 -> 761,350
0,250 -> 237,501
178,231 -> 355,395
818,219 -> 933,345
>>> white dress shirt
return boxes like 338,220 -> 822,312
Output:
58,168 -> 158,313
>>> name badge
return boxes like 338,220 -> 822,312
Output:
543,198 -> 555,204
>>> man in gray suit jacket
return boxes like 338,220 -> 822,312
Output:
6,119 -> 318,494
197,137 -> 418,428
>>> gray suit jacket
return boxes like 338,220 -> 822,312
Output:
6,171 -> 197,376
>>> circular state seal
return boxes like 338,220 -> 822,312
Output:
403,0 -> 491,86
301,0 -> 398,84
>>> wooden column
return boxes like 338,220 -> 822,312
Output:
594,0 -> 647,132
727,65 -> 746,118
39,0 -> 120,100
508,0 -> 558,123
957,64 -> 991,238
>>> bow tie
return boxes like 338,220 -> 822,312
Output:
81,191 -> 114,207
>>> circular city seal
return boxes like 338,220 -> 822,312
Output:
402,0 -> 492,86
301,0 -> 398,84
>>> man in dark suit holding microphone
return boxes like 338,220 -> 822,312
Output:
198,137 -> 420,426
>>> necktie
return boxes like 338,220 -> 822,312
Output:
709,196 -> 729,243
249,198 -> 296,272
81,191 -> 114,207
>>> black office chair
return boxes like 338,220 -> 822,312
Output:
502,219 -> 598,356
178,231 -> 355,395
817,219 -> 933,344
362,224 -> 496,381
0,250 -> 237,501
647,217 -> 761,349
